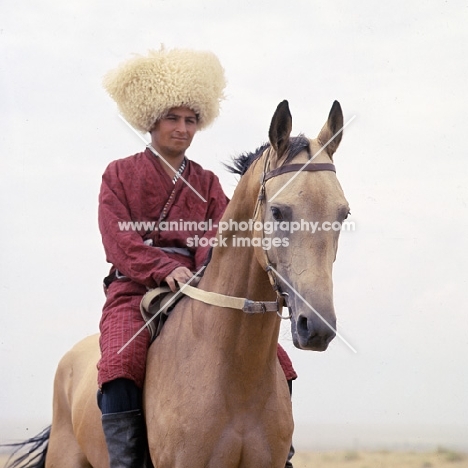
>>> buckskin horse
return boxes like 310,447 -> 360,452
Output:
5,100 -> 349,467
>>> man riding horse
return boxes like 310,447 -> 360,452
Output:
98,47 -> 297,467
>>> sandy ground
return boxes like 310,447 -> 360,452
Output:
1,449 -> 467,467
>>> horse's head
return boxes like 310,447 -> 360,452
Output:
254,101 -> 349,351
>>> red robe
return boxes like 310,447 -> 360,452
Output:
99,148 -> 228,288
98,148 -> 228,388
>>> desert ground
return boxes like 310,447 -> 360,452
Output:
292,448 -> 468,468
1,449 -> 467,468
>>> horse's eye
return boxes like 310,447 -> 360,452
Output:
271,206 -> 283,221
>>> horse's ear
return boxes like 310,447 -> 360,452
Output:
269,100 -> 292,160
317,100 -> 344,158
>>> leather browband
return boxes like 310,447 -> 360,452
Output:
264,163 -> 336,182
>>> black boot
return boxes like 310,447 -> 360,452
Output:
101,409 -> 149,467
285,443 -> 295,467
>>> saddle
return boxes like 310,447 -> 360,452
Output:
140,286 -> 183,341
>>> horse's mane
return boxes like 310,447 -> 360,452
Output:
225,135 -> 311,176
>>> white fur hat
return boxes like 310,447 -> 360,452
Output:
103,47 -> 226,132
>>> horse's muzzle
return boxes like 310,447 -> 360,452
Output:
292,313 -> 337,351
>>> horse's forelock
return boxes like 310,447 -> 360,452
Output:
288,134 -> 311,161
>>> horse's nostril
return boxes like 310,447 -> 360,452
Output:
297,315 -> 309,333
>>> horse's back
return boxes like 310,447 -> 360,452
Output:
47,334 -> 106,468
51,334 -> 100,416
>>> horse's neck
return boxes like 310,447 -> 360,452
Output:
202,157 -> 271,296
196,255 -> 280,386
194,161 -> 280,381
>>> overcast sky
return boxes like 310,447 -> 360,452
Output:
1,0 -> 467,452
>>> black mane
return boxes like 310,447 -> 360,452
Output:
225,135 -> 311,176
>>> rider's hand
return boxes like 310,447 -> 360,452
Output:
164,266 -> 193,292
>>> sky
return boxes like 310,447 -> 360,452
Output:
1,0 -> 468,452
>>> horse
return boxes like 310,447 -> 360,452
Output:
4,100 -> 349,468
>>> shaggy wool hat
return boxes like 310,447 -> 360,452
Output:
103,47 -> 226,132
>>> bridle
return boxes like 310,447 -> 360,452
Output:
252,148 -> 336,317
